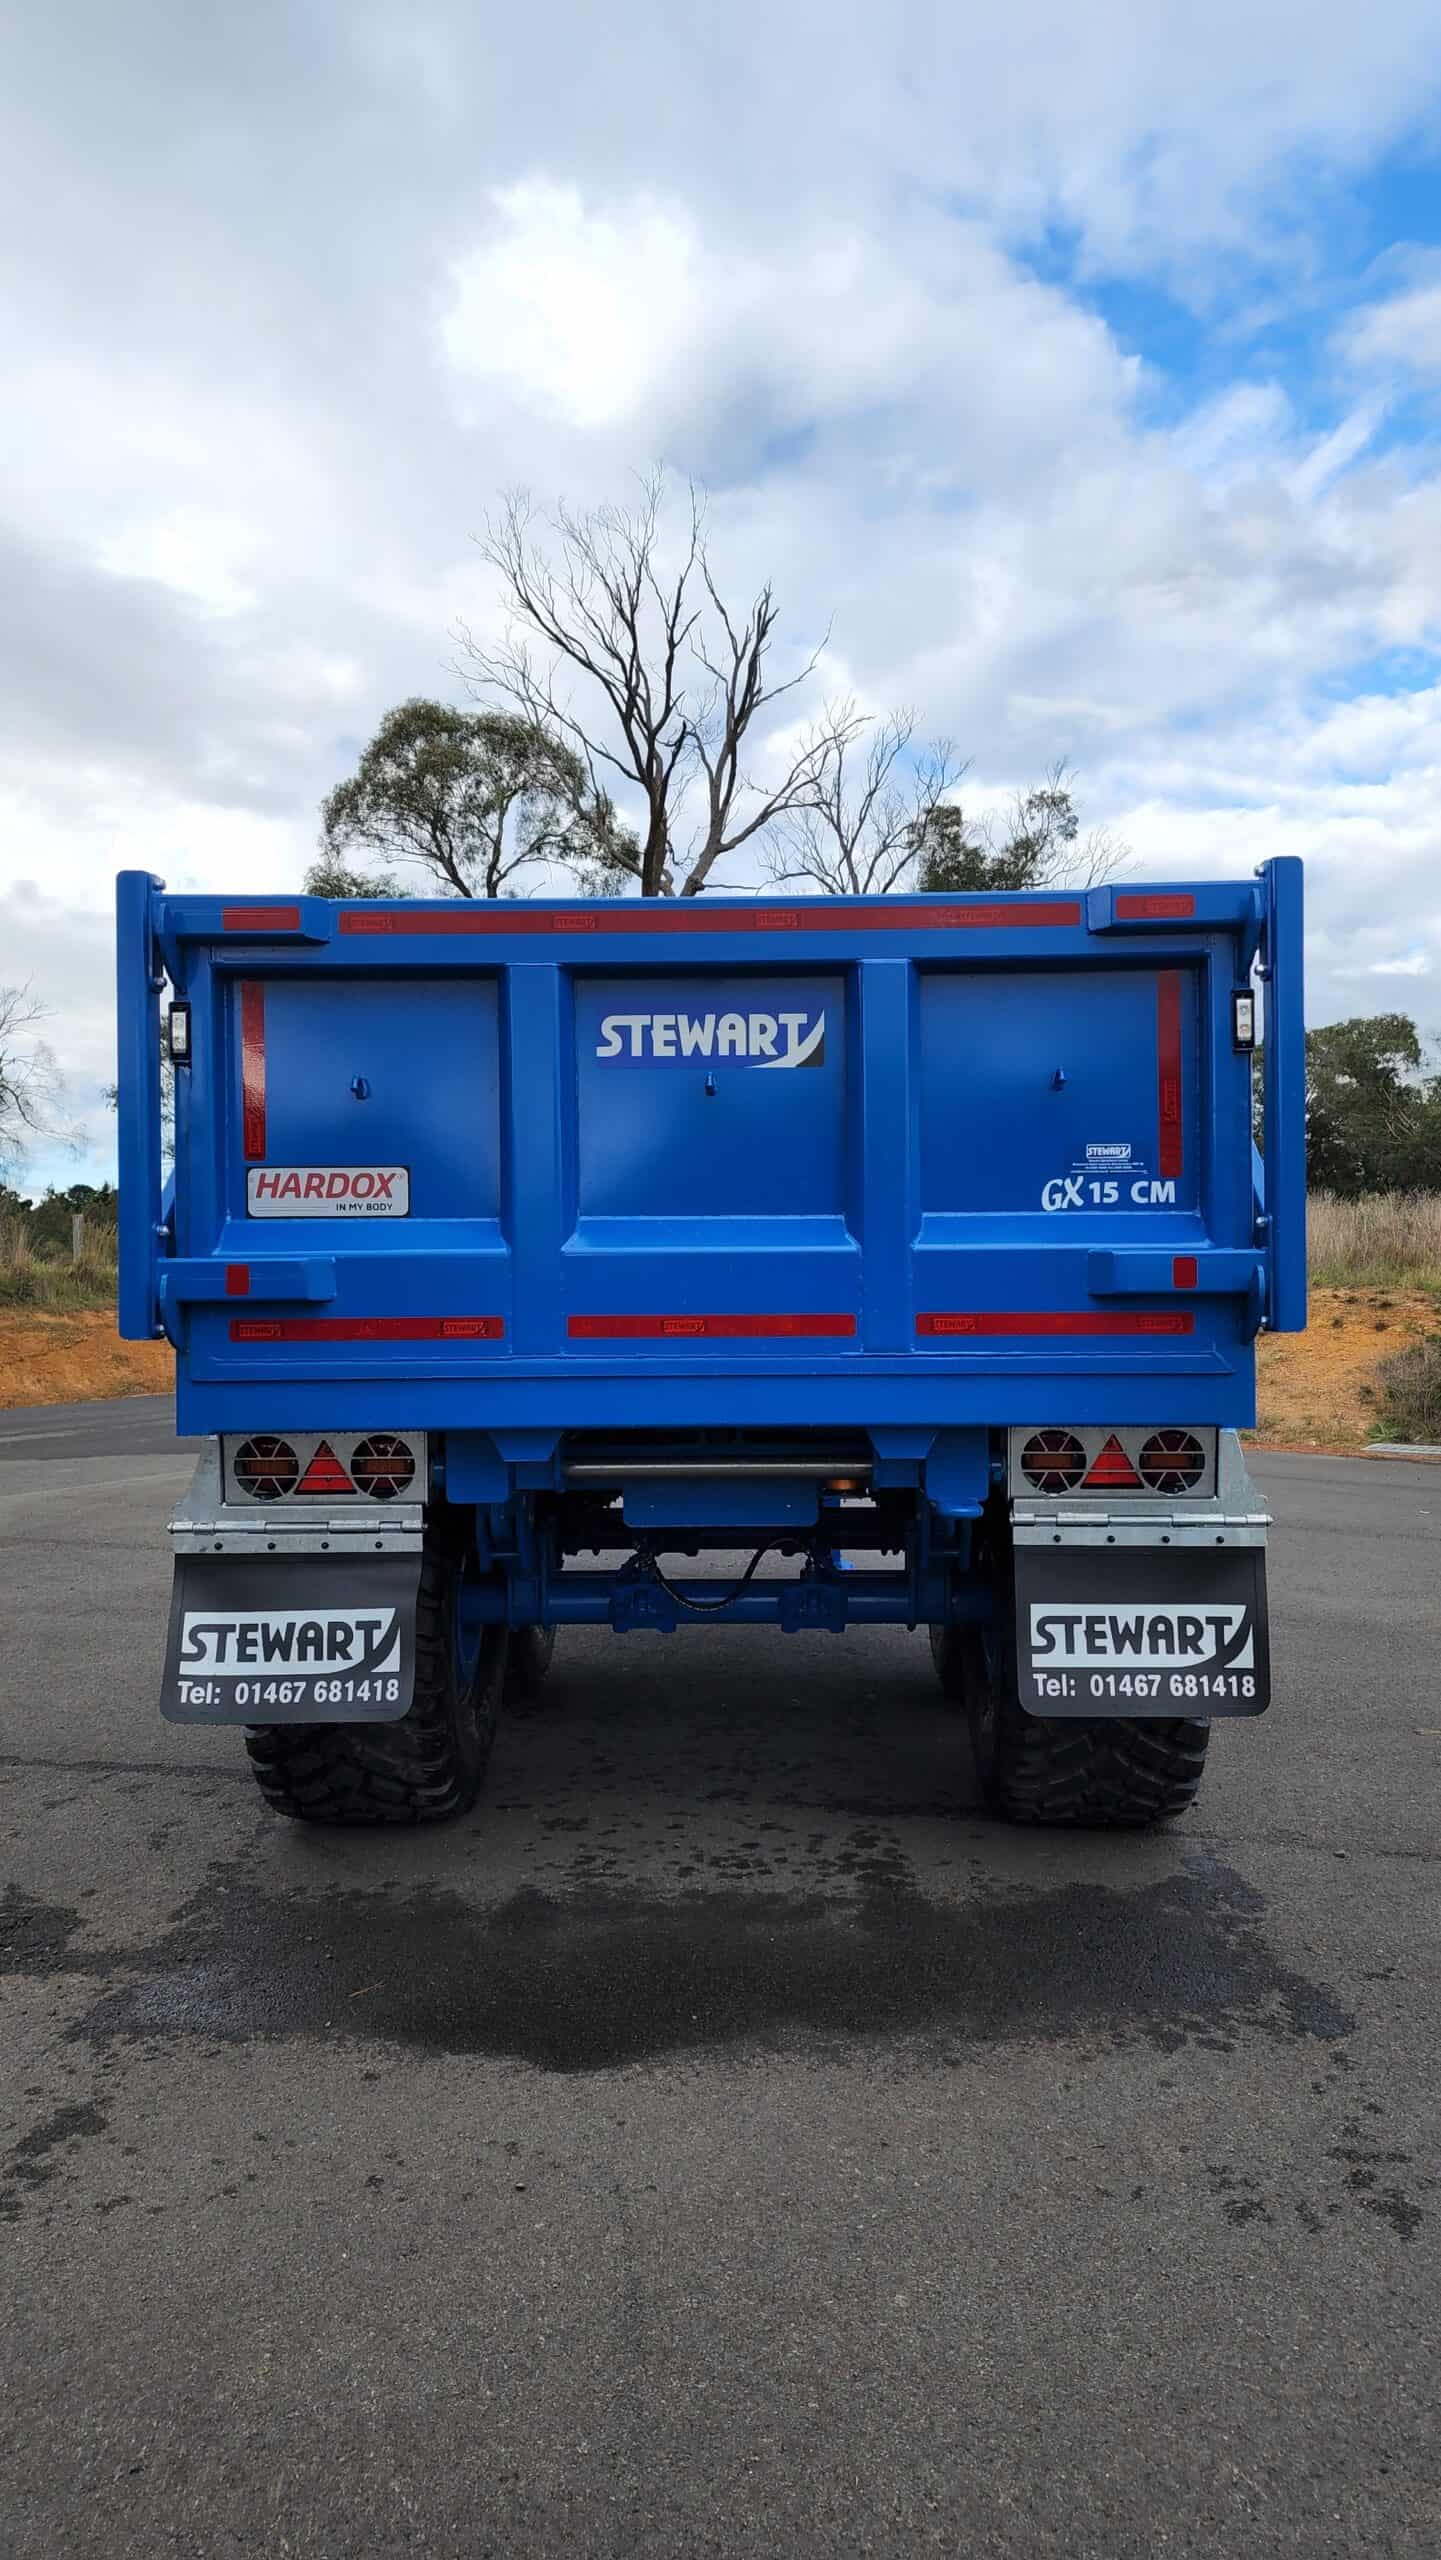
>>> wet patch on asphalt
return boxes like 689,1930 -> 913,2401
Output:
4,1861 -> 1428,2242
5,1850 -> 1355,2073
0,1886 -> 94,1971
0,2100 -> 108,2224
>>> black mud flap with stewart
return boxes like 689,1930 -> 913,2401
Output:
161,1552 -> 421,1724
1014,1545 -> 1270,1719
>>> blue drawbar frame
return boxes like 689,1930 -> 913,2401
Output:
117,862 -> 1306,1449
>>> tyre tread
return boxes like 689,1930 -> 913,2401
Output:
243,1547 -> 500,1826
994,1712 -> 1209,1828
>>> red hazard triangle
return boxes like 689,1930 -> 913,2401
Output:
1085,1433 -> 1142,1490
296,1439 -> 355,1496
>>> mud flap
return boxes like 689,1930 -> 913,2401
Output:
1014,1545 -> 1270,1718
161,1551 -> 420,1724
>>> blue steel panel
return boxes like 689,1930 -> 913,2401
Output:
115,871 -> 167,1341
1262,857 -> 1308,1332
572,971 -> 846,1222
557,1253 -> 861,1347
917,966 -> 1197,1224
243,975 -> 500,1221
121,866 -> 1303,1436
856,960 -> 912,1354
177,1366 -> 1255,1436
505,965 -> 566,1355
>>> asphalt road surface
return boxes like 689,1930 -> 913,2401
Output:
3,1400 -> 1439,2558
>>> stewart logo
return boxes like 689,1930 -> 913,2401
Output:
595,1009 -> 825,1067
178,1608 -> 402,1677
1029,1604 -> 1254,1672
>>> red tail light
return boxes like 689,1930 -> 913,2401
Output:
350,1434 -> 418,1501
1138,1430 -> 1206,1494
1019,1430 -> 1086,1494
231,1435 -> 299,1500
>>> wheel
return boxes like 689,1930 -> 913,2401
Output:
929,1623 -> 971,1702
973,1675 -> 1210,1828
504,1624 -> 556,1706
935,1541 -> 1209,1829
244,1532 -> 504,1826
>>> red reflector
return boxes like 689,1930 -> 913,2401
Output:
228,1316 -> 504,1343
240,980 -> 266,1161
296,1439 -> 355,1495
338,899 -> 1082,939
1085,1433 -> 1143,1489
567,1312 -> 857,1340
1173,1255 -> 1198,1288
1157,970 -> 1183,1180
917,1312 -> 1195,1337
1116,893 -> 1195,920
223,905 -> 301,931
225,1264 -> 250,1297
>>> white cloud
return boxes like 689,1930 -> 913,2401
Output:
96,507 -> 262,615
3,0 -> 1441,1190
442,181 -> 1132,471
444,183 -> 704,431
1343,264 -> 1441,377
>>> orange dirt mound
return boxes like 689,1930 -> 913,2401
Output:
1254,1287 -> 1438,1452
0,1311 -> 173,1409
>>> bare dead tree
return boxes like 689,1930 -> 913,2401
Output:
0,986 -> 69,1166
771,710 -> 968,896
677,572 -> 866,896
774,739 -> 1130,898
457,470 -> 854,896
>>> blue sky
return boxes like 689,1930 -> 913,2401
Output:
1,0 -> 1440,1194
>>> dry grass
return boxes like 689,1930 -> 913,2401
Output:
0,1218 -> 119,1311
1373,1336 -> 1441,1446
1307,1192 -> 1441,1290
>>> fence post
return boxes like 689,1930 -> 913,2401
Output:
72,1213 -> 85,1263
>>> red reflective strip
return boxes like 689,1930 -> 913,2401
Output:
225,1264 -> 250,1297
917,1311 -> 1195,1337
567,1312 -> 857,1340
240,982 -> 266,1161
339,899 -> 1083,939
1172,1254 -> 1198,1288
223,905 -> 301,931
1116,893 -> 1195,920
1157,970 -> 1184,1178
229,1316 -> 504,1343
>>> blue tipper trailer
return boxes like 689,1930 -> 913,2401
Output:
116,860 -> 1306,1829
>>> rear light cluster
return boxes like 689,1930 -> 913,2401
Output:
1017,1429 -> 1086,1494
1136,1429 -> 1206,1494
225,1431 -> 425,1505
350,1435 -> 417,1501
1015,1427 -> 1211,1498
231,1435 -> 300,1500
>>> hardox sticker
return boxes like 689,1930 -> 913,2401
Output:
246,1166 -> 410,1217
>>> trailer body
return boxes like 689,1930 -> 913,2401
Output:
117,864 -> 1305,1825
